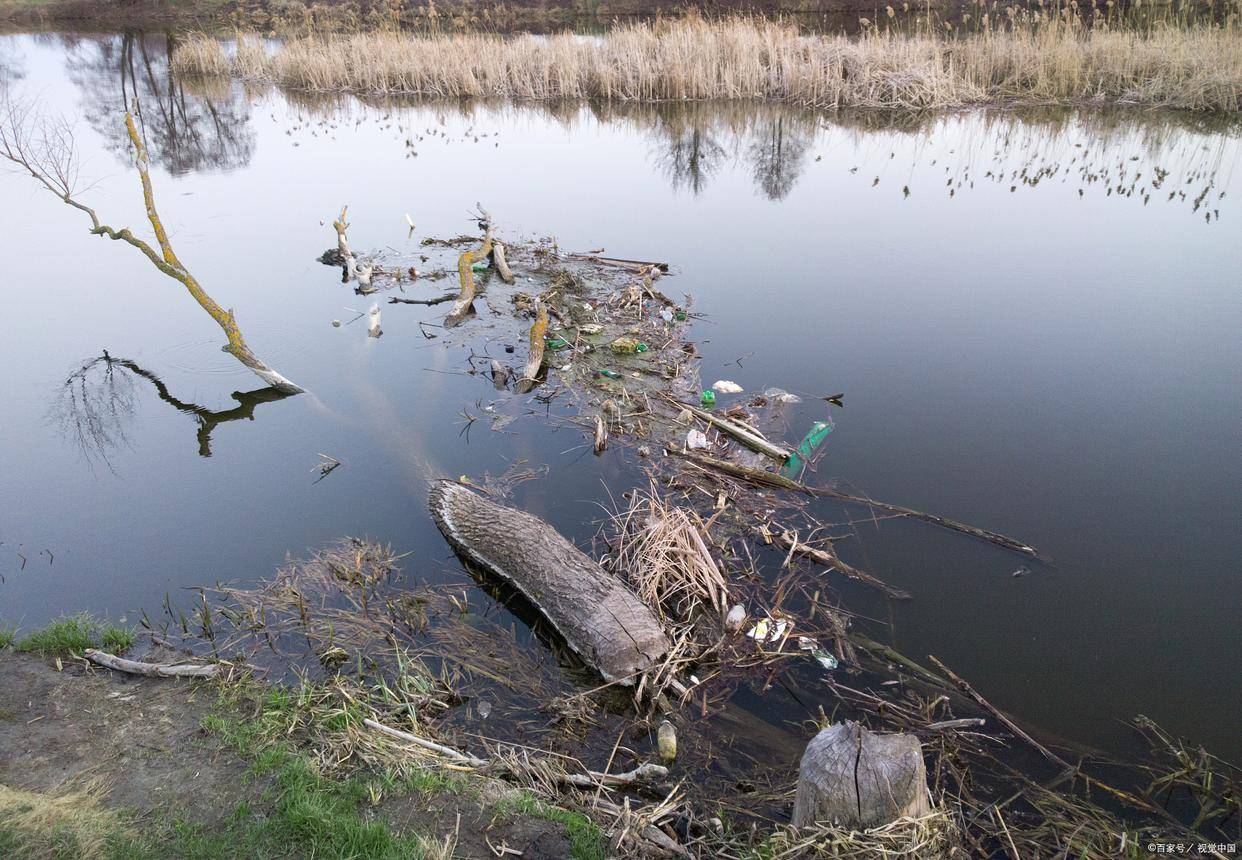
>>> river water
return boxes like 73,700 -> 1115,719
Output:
1,32 -> 1239,769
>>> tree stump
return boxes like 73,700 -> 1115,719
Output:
792,721 -> 931,829
429,480 -> 669,684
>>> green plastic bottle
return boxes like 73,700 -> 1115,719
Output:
700,390 -> 716,408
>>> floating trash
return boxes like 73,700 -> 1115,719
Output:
763,387 -> 802,404
712,380 -> 744,394
700,390 -> 717,408
686,429 -> 710,450
746,617 -> 789,643
782,419 -> 834,477
798,636 -> 839,670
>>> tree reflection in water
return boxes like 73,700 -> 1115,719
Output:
63,31 -> 254,175
51,352 -> 293,467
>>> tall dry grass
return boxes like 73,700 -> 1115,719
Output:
172,11 -> 1242,111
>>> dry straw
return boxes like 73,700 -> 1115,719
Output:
173,11 -> 1242,112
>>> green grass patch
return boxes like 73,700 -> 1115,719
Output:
15,614 -> 134,658
0,627 -> 15,650
497,789 -> 607,860
181,685 -> 456,859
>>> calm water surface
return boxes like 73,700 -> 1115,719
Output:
1,33 -> 1239,765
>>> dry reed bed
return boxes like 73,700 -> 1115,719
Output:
173,15 -> 1242,112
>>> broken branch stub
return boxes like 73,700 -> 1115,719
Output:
444,222 -> 495,328
429,480 -> 669,684
792,721 -> 931,829
492,242 -> 516,284
516,302 -> 549,394
333,205 -> 351,259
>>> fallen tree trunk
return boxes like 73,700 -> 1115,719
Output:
792,721 -> 931,829
429,480 -> 669,684
83,649 -> 218,678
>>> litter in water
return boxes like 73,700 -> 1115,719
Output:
712,380 -> 744,394
781,418 -> 834,477
763,387 -> 802,404
746,617 -> 789,643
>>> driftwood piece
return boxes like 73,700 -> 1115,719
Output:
490,359 -> 510,390
492,242 -> 516,284
569,253 -> 670,273
766,527 -> 912,601
516,302 -> 548,394
679,402 -> 792,461
429,480 -> 669,684
83,649 -> 218,678
814,487 -> 1039,557
364,718 -> 668,787
389,293 -> 456,306
673,451 -> 1038,557
593,415 -> 608,454
332,205 -> 351,259
792,722 -> 931,829
444,223 -> 495,328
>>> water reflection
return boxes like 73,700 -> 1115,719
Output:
271,89 -> 1239,216
51,352 -> 293,465
61,31 -> 253,174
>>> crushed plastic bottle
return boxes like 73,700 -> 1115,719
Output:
700,390 -> 716,408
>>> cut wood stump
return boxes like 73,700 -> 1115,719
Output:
792,721 -> 931,829
429,480 -> 669,684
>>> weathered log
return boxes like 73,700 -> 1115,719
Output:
429,480 -> 669,684
490,359 -> 510,390
444,223 -> 495,328
792,721 -> 931,829
515,302 -> 548,394
84,649 -> 218,678
569,253 -> 670,273
492,242 -> 516,284
332,205 -> 351,259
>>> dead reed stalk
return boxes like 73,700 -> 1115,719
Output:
608,484 -> 728,618
173,12 -> 1242,112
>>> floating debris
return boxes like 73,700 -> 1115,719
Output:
746,617 -> 789,643
764,387 -> 802,403
686,429 -> 710,450
712,380 -> 744,394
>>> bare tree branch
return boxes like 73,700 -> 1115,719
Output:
0,95 -> 302,393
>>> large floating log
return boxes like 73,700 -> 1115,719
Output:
792,721 -> 931,829
429,480 -> 669,684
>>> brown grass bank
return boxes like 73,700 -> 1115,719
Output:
172,11 -> 1242,111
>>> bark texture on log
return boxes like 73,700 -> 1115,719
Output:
429,480 -> 669,684
792,721 -> 931,829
